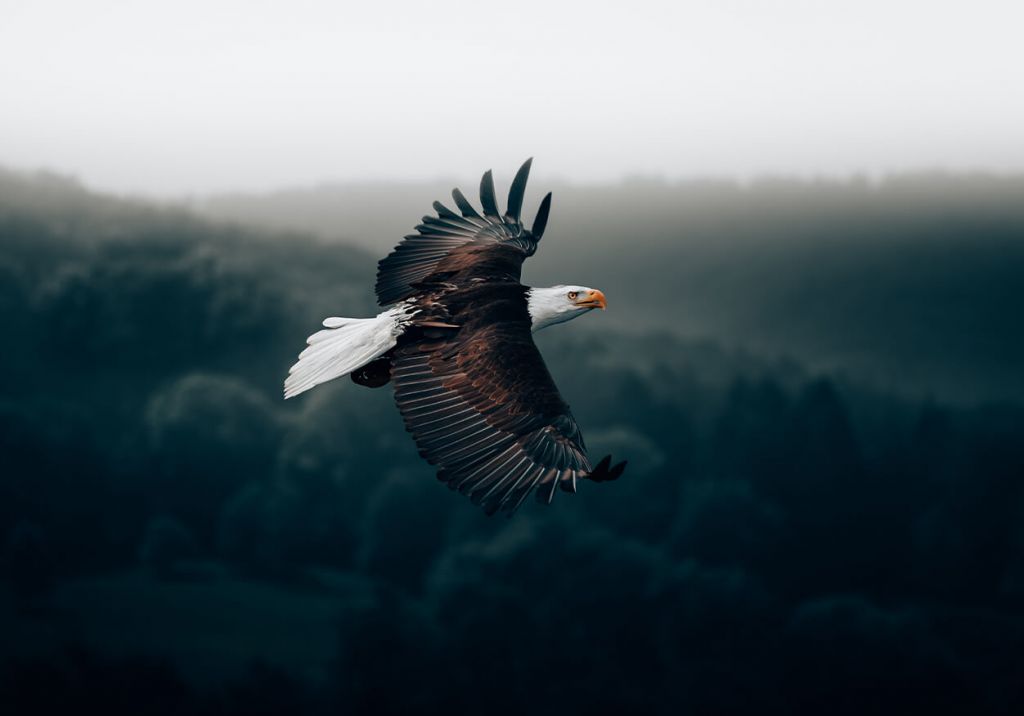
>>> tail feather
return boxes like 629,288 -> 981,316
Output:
284,306 -> 410,399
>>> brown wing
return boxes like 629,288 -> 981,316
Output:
374,159 -> 552,306
391,283 -> 625,515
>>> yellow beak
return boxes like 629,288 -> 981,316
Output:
575,288 -> 607,310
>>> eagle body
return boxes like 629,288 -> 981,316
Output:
285,160 -> 626,514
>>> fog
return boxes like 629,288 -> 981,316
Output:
3,0 -> 1024,194
194,172 -> 1024,404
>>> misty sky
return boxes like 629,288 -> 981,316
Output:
2,0 -> 1023,195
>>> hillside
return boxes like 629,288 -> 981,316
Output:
2,167 -> 1023,714
196,173 -> 1024,403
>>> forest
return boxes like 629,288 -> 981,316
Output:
1,167 -> 1023,714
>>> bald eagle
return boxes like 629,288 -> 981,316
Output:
284,159 -> 626,514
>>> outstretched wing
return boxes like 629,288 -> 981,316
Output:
375,158 -> 552,306
391,284 -> 625,515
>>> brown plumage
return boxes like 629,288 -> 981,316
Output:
390,283 -> 598,514
374,160 -> 545,306
290,159 -> 625,515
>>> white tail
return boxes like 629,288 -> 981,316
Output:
284,305 -> 412,399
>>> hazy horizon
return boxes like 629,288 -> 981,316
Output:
7,159 -> 1024,203
3,0 -> 1023,195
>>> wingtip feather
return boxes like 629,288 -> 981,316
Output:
506,158 -> 533,221
479,169 -> 500,219
452,188 -> 482,219
532,192 -> 552,239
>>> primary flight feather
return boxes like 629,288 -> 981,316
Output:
284,159 -> 626,514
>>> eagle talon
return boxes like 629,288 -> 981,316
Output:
587,456 -> 627,483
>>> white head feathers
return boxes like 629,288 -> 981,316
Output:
526,285 -> 607,332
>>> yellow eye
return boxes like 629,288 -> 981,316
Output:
567,291 -> 578,300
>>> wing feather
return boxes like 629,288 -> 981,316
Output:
479,170 -> 501,220
532,191 -> 552,239
452,187 -> 485,220
505,157 -> 532,221
391,284 -> 617,514
374,159 -> 545,306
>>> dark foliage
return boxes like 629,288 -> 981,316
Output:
1,168 -> 1023,714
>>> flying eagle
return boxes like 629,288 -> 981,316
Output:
284,159 -> 626,514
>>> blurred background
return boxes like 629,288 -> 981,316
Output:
2,1 -> 1024,713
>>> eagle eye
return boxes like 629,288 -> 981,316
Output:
567,291 -> 578,300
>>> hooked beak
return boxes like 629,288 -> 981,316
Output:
574,288 -> 607,310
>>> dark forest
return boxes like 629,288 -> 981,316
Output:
2,167 -> 1023,714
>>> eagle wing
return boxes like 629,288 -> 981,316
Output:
391,284 -> 626,515
375,158 -> 552,306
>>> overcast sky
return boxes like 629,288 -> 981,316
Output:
2,0 -> 1022,195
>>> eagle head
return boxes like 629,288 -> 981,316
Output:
527,285 -> 607,332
